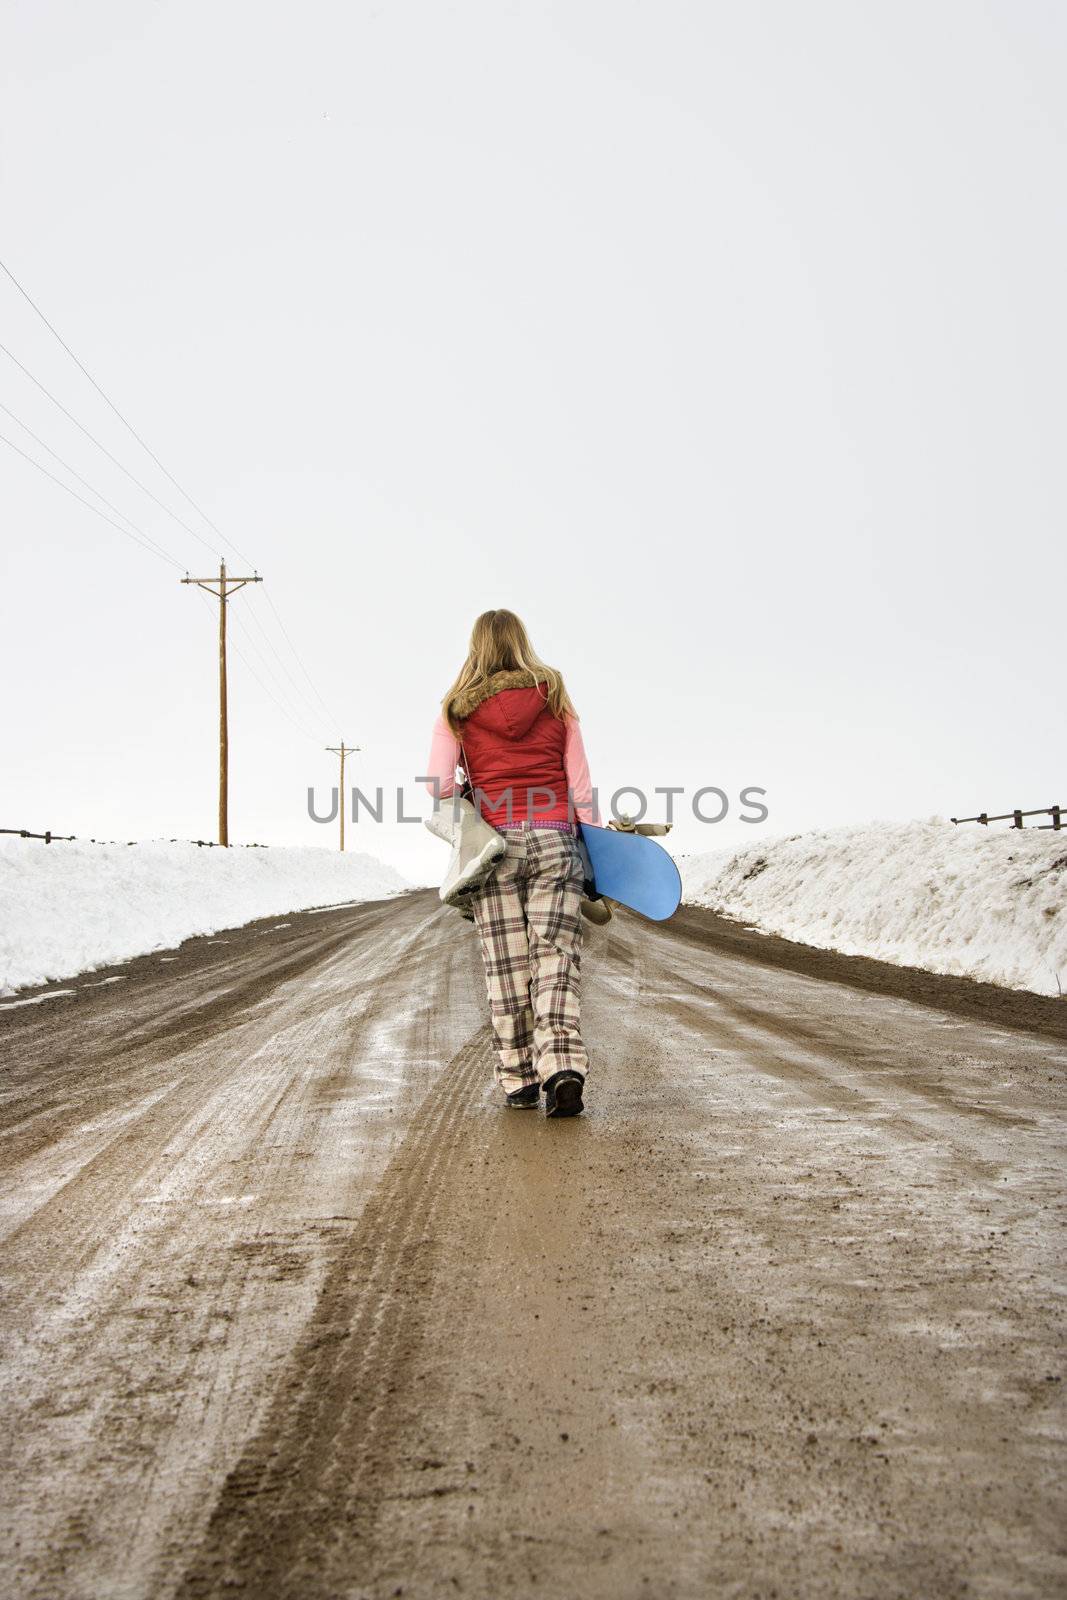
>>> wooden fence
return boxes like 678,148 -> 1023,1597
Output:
951,806 -> 1062,831
0,829 -> 269,848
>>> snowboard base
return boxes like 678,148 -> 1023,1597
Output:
578,823 -> 682,921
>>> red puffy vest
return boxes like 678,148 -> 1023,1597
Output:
459,685 -> 571,826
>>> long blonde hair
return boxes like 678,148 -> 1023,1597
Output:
443,609 -> 576,733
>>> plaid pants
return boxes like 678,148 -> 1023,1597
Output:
470,825 -> 588,1095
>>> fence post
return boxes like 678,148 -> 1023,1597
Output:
1012,810 -> 1023,829
979,813 -> 988,825
1053,806 -> 1062,831
44,830 -> 52,844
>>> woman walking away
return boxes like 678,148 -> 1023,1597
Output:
426,610 -> 600,1117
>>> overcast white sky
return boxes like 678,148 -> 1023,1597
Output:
1,0 -> 1063,884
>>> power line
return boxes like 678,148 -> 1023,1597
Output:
232,638 -> 325,743
0,398 -> 184,568
0,254 -> 256,568
232,638 -> 324,743
194,590 -> 324,744
0,338 -> 226,565
241,593 -> 336,736
0,428 -> 185,570
3,337 -> 342,736
227,607 -> 329,741
2,257 -> 348,749
263,589 -> 343,730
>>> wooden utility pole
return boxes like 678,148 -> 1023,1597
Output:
325,743 -> 360,851
181,560 -> 262,845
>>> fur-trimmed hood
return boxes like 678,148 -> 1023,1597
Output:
450,670 -> 549,737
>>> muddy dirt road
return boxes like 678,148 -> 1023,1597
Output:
1,890 -> 1064,1599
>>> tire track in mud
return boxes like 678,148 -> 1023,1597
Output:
177,1026 -> 495,1600
664,904 -> 1067,1043
0,902 -> 446,1323
615,909 -> 1056,1143
0,904 -> 409,1168
657,982 -> 1033,1151
3,903 -> 479,1600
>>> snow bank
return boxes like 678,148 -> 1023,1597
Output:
680,820 -> 1067,997
0,839 -> 409,995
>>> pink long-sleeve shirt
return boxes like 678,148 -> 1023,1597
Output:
425,712 -> 600,827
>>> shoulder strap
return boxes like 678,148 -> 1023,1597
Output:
458,739 -> 475,801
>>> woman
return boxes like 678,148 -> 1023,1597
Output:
426,609 -> 600,1117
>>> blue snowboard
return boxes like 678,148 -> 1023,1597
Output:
578,824 -> 682,922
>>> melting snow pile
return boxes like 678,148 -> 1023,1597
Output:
680,820 -> 1066,996
0,839 -> 409,995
